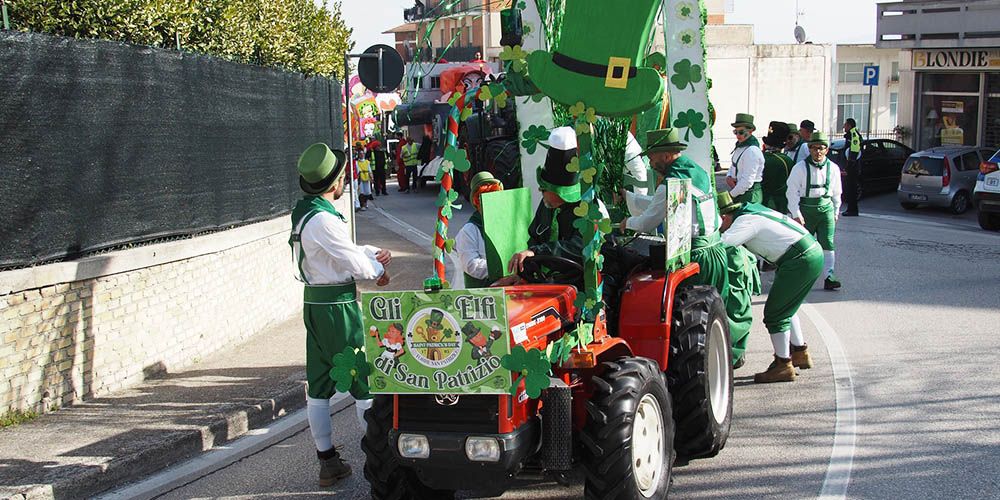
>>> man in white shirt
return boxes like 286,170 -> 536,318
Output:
291,143 -> 392,487
455,172 -> 504,288
786,131 -> 843,291
726,113 -> 765,204
624,131 -> 649,196
718,191 -> 823,383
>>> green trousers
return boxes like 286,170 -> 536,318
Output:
801,198 -> 836,250
735,182 -> 763,205
725,245 -> 760,361
303,283 -> 367,399
764,243 -> 824,334
686,234 -> 729,292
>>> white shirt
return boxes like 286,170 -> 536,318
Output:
786,158 -> 843,219
624,183 -> 718,236
721,212 -> 809,264
728,141 -> 765,197
298,211 -> 384,284
624,132 -> 649,196
455,221 -> 488,280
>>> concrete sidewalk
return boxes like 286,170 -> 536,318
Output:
0,212 -> 432,500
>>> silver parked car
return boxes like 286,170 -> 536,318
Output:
897,146 -> 992,214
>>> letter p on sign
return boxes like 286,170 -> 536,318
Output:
863,65 -> 879,86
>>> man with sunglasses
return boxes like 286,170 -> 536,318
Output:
726,113 -> 765,205
786,132 -> 843,290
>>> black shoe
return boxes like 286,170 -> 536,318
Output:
733,355 -> 745,369
841,211 -> 859,217
824,276 -> 842,290
318,449 -> 352,487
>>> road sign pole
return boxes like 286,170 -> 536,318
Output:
867,84 -> 873,140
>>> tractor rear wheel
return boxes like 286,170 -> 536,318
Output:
580,357 -> 674,500
667,285 -> 734,460
362,396 -> 455,500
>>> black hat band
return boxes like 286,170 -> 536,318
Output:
553,52 -> 638,80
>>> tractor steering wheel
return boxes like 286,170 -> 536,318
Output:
518,255 -> 585,285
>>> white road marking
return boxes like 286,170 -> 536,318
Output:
801,303 -> 857,500
370,206 -> 466,289
98,394 -> 352,500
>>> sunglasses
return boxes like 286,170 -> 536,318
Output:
733,129 -> 749,136
809,145 -> 828,150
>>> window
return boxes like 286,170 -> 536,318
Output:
411,76 -> 424,90
451,27 -> 461,44
838,62 -> 874,84
891,61 -> 900,82
467,26 -> 473,45
959,151 -> 981,171
890,92 -> 899,127
837,94 -> 870,130
430,76 -> 441,88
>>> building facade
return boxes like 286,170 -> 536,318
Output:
878,0 -> 1000,150
385,0 -> 503,65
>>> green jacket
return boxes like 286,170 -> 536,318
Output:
762,151 -> 792,214
527,200 -> 585,260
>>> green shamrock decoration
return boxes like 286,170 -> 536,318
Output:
478,86 -> 493,101
673,109 -> 708,141
460,106 -> 474,122
678,29 -> 697,47
566,156 -> 581,173
569,101 -> 586,116
516,1 -> 526,9
676,1 -> 695,20
444,238 -> 457,253
573,201 -> 590,218
575,121 -> 591,135
329,346 -> 371,397
523,22 -> 533,36
584,107 -> 597,124
598,218 -> 613,234
573,217 -> 593,235
671,59 -> 703,93
499,45 -> 529,73
529,93 -> 546,103
581,167 -> 598,183
448,92 -> 462,106
442,145 -> 472,173
494,91 -> 509,108
501,345 -> 551,399
521,125 -> 551,154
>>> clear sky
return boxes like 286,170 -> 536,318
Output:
336,0 -> 885,52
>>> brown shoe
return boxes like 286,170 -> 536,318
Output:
754,355 -> 796,383
318,449 -> 352,487
791,344 -> 813,369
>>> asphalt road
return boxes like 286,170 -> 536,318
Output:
136,183 -> 1000,499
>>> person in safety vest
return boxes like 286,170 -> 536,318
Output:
761,121 -> 794,215
726,113 -> 765,204
455,171 -> 504,288
842,118 -> 863,217
620,127 -> 757,366
786,131 -> 843,291
718,191 -> 822,383
401,139 -> 421,193
289,143 -> 392,486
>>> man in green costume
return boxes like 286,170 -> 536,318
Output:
718,191 -> 822,383
786,131 -> 843,290
455,172 -> 504,288
290,143 -> 393,486
761,121 -> 794,215
726,113 -> 765,204
619,127 -> 755,365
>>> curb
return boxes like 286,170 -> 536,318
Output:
4,377 -> 308,500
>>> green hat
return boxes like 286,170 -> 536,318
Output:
787,123 -> 800,134
470,171 -> 502,194
526,0 -> 665,117
536,127 -> 582,203
731,113 -> 755,129
298,143 -> 347,195
426,309 -> 444,328
717,190 -> 742,215
808,131 -> 830,146
645,127 -> 687,154
461,322 -> 482,339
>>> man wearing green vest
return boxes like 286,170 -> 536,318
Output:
761,121 -> 794,215
401,139 -> 421,193
786,132 -> 844,290
455,172 -> 505,288
290,143 -> 393,486
718,192 -> 823,383
726,113 -> 765,204
621,127 -> 756,365
842,118 -> 863,216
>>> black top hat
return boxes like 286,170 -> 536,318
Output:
536,127 -> 581,202
763,121 -> 790,148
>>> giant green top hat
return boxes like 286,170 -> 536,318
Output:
645,127 -> 688,154
808,131 -> 830,146
298,143 -> 348,195
526,0 -> 665,117
717,190 -> 742,215
731,113 -> 756,129
536,127 -> 582,203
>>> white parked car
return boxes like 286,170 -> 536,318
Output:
974,149 -> 1000,230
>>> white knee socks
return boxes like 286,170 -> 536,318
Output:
355,398 -> 372,433
770,331 -> 791,358
789,314 -> 805,347
823,250 -> 836,278
307,396 -> 333,453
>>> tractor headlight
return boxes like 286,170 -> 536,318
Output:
465,436 -> 501,462
398,433 -> 430,459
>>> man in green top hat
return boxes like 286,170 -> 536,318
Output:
455,171 -> 505,288
289,142 -> 393,486
785,131 -> 843,290
526,0 -> 665,117
726,113 -> 765,205
619,127 -> 757,365
718,191 -> 823,383
761,121 -> 794,215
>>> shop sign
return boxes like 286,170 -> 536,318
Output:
941,100 -> 964,113
362,288 -> 511,395
912,49 -> 1000,70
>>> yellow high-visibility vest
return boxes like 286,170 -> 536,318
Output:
402,143 -> 420,166
849,128 -> 862,154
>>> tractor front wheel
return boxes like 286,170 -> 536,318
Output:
581,357 -> 674,500
668,285 -> 734,460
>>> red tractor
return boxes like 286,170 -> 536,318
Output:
362,249 -> 734,499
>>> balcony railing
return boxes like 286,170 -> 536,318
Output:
434,45 -> 483,62
877,0 -> 1000,48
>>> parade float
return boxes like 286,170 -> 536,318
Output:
335,1 -> 733,498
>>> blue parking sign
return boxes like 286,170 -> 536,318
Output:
863,66 -> 879,86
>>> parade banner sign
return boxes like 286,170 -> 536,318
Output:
362,289 -> 511,395
665,178 -> 693,271
665,0 -> 713,176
